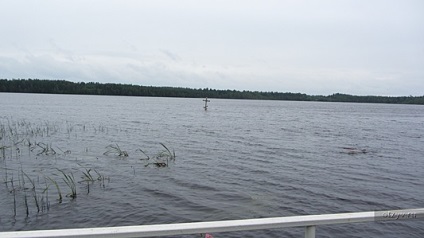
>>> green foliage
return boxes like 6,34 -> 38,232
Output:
0,79 -> 423,104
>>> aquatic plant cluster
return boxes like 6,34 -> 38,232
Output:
0,117 -> 175,220
103,142 -> 176,167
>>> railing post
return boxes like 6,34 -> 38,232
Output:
305,225 -> 316,238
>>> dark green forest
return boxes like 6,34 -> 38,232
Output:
1,79 -> 423,105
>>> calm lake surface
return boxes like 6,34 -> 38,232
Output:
0,93 -> 423,237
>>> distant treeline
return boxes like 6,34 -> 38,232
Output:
1,79 -> 423,105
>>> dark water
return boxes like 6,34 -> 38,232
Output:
0,93 -> 423,237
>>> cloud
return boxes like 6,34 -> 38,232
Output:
160,50 -> 181,62
0,0 -> 423,96
1,48 -> 422,96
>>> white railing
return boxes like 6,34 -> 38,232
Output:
1,208 -> 422,238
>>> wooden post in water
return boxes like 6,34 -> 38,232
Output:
203,97 -> 210,110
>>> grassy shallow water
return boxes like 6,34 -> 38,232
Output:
0,117 -> 178,222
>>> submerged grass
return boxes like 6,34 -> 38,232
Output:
104,143 -> 128,157
58,169 -> 77,199
143,143 -> 176,168
159,142 -> 176,161
136,148 -> 150,160
24,191 -> 29,217
0,145 -> 9,159
81,168 -> 95,182
79,167 -> 109,193
10,178 -> 16,217
22,172 -> 41,212
0,118 -> 180,221
47,176 -> 62,203
36,142 -> 56,156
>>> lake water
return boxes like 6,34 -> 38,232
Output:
0,93 -> 423,237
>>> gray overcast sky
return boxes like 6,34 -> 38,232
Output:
1,0 -> 423,96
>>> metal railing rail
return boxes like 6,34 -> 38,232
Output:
1,208 -> 423,238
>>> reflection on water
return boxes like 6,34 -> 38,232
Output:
0,93 -> 423,237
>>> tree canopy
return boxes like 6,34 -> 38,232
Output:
1,79 -> 423,105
